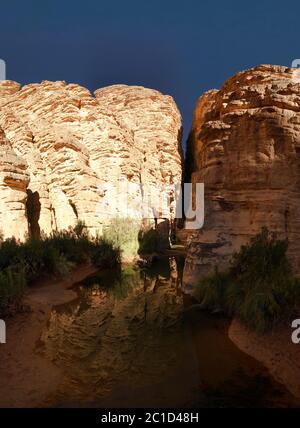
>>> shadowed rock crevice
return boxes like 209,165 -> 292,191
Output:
69,200 -> 78,219
26,189 -> 41,239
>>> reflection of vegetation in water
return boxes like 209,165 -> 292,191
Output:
107,268 -> 142,300
40,256 -> 299,408
78,267 -> 142,300
142,258 -> 171,279
196,228 -> 300,331
141,255 -> 184,281
41,256 -> 188,407
78,255 -> 185,301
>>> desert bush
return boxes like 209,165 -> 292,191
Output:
196,228 -> 300,331
138,228 -> 160,254
0,268 -> 26,314
73,220 -> 88,238
102,218 -> 170,257
91,237 -> 121,269
0,220 -> 121,315
103,217 -> 140,260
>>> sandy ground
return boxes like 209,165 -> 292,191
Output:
229,318 -> 300,399
0,264 -> 98,408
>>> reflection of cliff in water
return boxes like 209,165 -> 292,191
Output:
39,256 -> 300,408
40,257 -> 197,407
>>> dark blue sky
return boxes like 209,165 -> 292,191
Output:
1,0 -> 299,145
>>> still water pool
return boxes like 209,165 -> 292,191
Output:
39,256 -> 299,407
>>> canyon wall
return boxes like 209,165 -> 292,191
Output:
0,80 -> 182,241
184,65 -> 300,290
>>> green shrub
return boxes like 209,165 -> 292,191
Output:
139,223 -> 170,254
103,217 -> 140,260
138,228 -> 160,254
196,270 -> 231,311
0,267 -> 26,314
0,220 -> 121,315
196,228 -> 300,331
91,237 -> 121,269
73,220 -> 88,238
102,218 -> 170,256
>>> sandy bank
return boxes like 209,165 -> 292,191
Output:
229,318 -> 300,399
0,264 -> 98,407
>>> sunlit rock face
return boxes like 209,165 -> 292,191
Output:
0,128 -> 29,240
184,65 -> 300,289
0,81 -> 182,240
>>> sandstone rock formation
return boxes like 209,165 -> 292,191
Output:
0,129 -> 29,240
184,64 -> 300,289
0,81 -> 182,241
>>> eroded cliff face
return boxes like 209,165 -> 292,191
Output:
0,81 -> 182,240
184,65 -> 300,289
0,129 -> 29,240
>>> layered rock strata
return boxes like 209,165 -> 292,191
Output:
0,81 -> 182,240
184,65 -> 300,289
